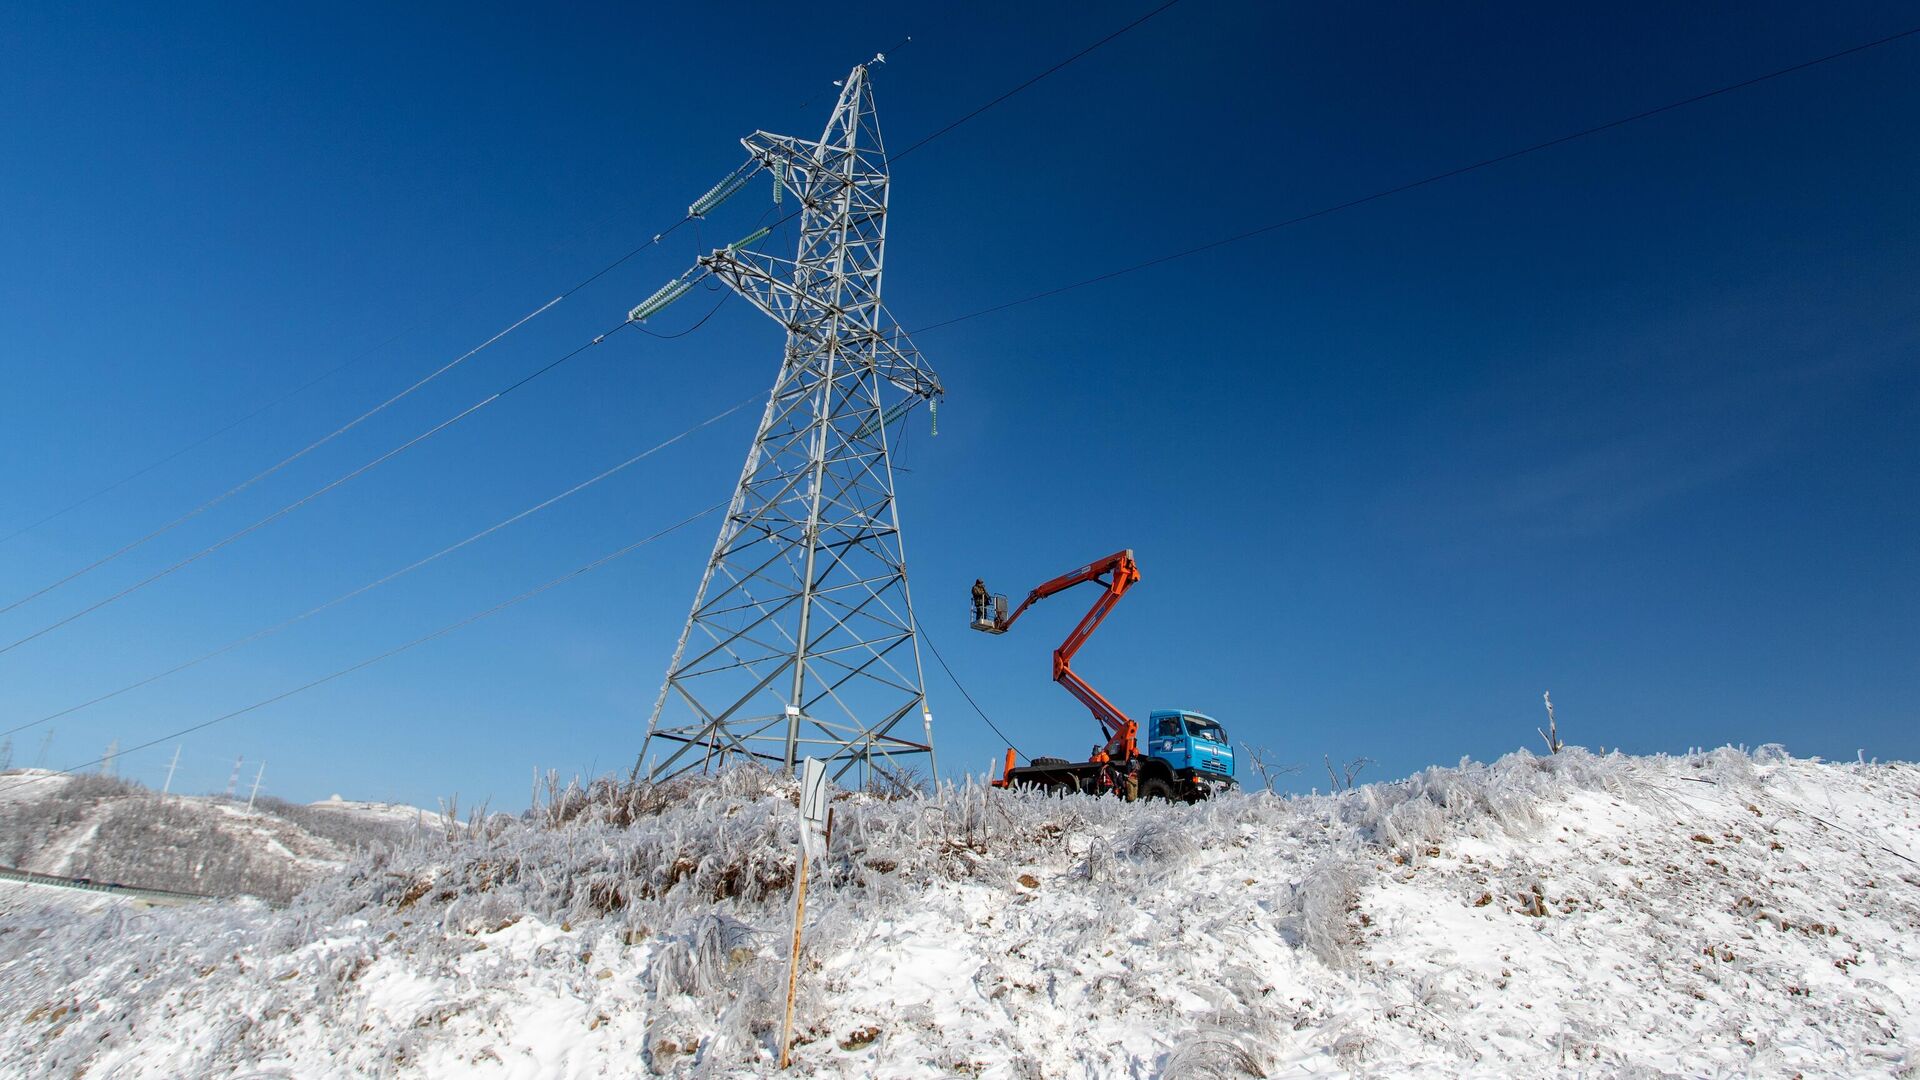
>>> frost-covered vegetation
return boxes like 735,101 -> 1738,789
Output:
0,771 -> 420,902
1,748 -> 1917,1077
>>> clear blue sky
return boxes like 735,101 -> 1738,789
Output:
2,3 -> 1915,806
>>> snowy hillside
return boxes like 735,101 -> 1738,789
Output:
1,748 -> 1916,1077
0,770 -> 432,903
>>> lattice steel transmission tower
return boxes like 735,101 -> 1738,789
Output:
637,61 -> 943,783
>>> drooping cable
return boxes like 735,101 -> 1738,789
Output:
623,1 -> 1193,303
0,42 -> 910,559
2,3 -> 1188,583
0,317 -> 434,550
909,21 -> 1920,335
635,291 -> 732,340
1,7 -> 1203,754
886,0 -> 1181,165
0,214 -> 725,595
0,395 -> 757,740
0,502 -> 727,796
0,321 -> 633,657
0,298 -> 562,617
919,625 -> 1025,760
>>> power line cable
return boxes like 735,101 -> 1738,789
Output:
0,298 -> 559,615
0,502 -> 727,797
909,21 -> 1920,335
1,8 -> 1173,605
0,207 -> 716,604
0,319 -> 435,550
883,21 -> 1920,773
886,0 -> 1181,164
0,35 -> 903,553
618,1 -> 1185,275
0,395 -> 758,741
919,624 -> 1024,759
0,320 -> 633,658
0,8 -> 1195,757
636,291 -> 732,340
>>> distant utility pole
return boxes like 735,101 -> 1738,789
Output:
101,738 -> 118,777
246,761 -> 266,813
0,736 -> 12,772
161,745 -> 182,795
36,730 -> 53,768
226,756 -> 243,798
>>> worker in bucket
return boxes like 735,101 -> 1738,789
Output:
971,578 -> 990,623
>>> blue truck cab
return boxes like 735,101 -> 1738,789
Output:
1146,709 -> 1235,795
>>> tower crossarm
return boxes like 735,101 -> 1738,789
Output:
866,312 -> 942,400
698,246 -> 804,327
699,249 -> 943,400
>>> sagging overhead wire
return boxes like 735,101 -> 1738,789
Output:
618,1 -> 1191,319
909,21 -> 1920,336
635,291 -> 731,340
0,7 -> 1193,757
0,502 -> 728,798
3,1 -> 1181,604
886,0 -> 1180,165
921,616 -> 1024,762
0,395 -> 759,742
0,298 -> 560,618
0,197 -> 722,607
0,320 -> 634,658
0,29 -> 916,561
0,316 -> 439,551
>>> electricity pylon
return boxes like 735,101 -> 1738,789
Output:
638,61 -> 942,783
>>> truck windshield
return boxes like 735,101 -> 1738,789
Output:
1185,718 -> 1227,744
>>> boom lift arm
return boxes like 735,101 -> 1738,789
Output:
973,549 -> 1143,760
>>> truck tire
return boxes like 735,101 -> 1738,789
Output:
1032,756 -> 1070,766
1139,777 -> 1174,802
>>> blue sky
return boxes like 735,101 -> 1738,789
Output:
1,3 -> 1915,806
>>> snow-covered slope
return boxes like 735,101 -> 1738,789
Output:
1,748 -> 1916,1077
0,771 -> 432,901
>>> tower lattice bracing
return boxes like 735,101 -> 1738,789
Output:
640,63 -> 942,782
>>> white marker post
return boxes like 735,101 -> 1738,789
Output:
780,757 -> 832,1069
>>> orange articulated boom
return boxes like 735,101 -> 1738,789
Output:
986,549 -> 1142,760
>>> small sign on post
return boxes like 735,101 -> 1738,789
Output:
797,757 -> 830,863
780,758 -> 832,1069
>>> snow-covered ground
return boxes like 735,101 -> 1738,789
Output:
1,748 -> 1915,1077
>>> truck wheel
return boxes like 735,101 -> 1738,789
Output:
1139,777 -> 1174,802
1032,756 -> 1070,766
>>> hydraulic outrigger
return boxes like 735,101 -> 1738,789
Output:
971,549 -> 1235,801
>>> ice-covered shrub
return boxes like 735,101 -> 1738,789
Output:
1686,746 -> 1758,785
1161,1011 -> 1281,1079
1284,858 -> 1362,967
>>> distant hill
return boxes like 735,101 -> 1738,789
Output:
0,769 -> 434,903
